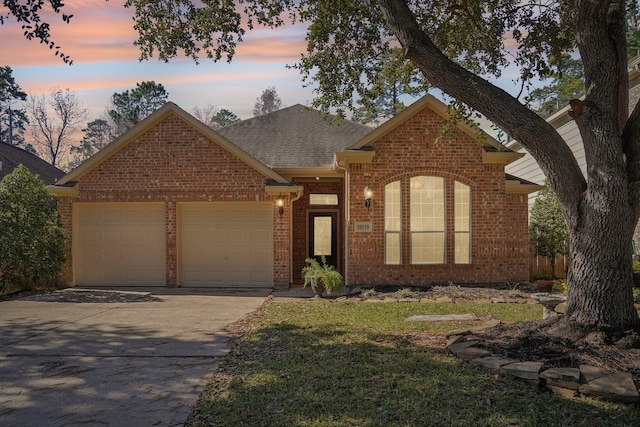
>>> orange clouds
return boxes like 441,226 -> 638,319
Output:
1,0 -> 308,67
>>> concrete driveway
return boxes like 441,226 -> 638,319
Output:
0,287 -> 269,426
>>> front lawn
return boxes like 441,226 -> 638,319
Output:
188,301 -> 640,427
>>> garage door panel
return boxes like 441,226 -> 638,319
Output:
179,203 -> 273,288
76,203 -> 165,286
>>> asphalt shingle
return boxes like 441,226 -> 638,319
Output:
0,143 -> 64,184
218,105 -> 372,169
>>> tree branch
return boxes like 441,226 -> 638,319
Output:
376,0 -> 586,222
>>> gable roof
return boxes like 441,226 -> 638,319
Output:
348,94 -> 508,152
54,102 -> 291,186
0,142 -> 64,184
218,104 -> 372,169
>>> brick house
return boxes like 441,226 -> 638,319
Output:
48,95 -> 539,288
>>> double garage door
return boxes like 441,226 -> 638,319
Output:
75,202 -> 273,287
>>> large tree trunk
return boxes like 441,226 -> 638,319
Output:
378,0 -> 640,337
566,189 -> 638,332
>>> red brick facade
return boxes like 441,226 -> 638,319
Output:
346,107 -> 530,285
56,112 -> 291,287
53,101 -> 530,288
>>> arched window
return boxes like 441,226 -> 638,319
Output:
410,176 -> 445,264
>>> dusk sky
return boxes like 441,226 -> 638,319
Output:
1,0 -> 316,121
1,1 -> 529,126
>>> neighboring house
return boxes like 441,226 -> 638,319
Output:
0,142 -> 64,184
48,95 -> 540,288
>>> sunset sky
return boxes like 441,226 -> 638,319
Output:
1,0 -> 316,121
1,1 -> 530,128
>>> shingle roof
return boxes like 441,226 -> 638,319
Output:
0,143 -> 64,184
218,105 -> 372,168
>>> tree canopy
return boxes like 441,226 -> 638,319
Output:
108,81 -> 169,137
69,118 -> 113,169
1,0 -> 74,64
526,57 -> 585,119
0,66 -> 31,151
192,104 -> 240,129
253,86 -> 283,117
27,88 -> 87,168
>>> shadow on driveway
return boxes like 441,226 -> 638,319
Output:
0,288 -> 268,426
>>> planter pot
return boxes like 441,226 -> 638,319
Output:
310,278 -> 325,298
536,280 -> 554,293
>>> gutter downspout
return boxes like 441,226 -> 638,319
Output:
334,158 -> 350,288
289,187 -> 304,287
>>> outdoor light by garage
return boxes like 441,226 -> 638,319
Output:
364,186 -> 373,210
276,195 -> 285,215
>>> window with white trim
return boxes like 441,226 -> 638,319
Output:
410,176 -> 445,264
454,181 -> 471,264
384,180 -> 401,264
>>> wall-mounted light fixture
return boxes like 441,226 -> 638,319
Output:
276,195 -> 285,216
364,186 -> 373,210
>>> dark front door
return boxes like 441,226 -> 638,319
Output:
308,211 -> 338,269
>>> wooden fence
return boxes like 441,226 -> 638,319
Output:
529,253 -> 568,279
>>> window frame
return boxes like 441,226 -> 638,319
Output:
384,180 -> 401,265
409,176 -> 446,265
454,180 -> 471,264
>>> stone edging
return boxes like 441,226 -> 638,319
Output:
445,321 -> 640,404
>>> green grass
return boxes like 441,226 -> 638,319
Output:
188,301 -> 640,426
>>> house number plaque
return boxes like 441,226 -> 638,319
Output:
354,221 -> 373,233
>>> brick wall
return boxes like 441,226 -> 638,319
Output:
347,107 -> 530,285
57,112 -> 290,287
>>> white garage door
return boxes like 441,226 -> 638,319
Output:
179,202 -> 273,287
76,203 -> 166,286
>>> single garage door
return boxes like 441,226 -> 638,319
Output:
76,203 -> 166,286
179,202 -> 273,287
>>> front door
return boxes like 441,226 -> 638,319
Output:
308,211 -> 338,270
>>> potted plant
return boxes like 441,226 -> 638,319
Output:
529,180 -> 569,291
301,256 -> 343,298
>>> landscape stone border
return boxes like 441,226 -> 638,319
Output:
444,320 -> 640,404
292,287 -> 640,404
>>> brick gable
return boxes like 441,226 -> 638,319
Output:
56,110 -> 290,287
347,106 -> 530,285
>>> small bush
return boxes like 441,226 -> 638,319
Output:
633,288 -> 640,303
0,165 -> 66,290
361,288 -> 377,298
393,287 -> 414,299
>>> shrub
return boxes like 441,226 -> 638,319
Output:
0,165 -> 66,290
529,180 -> 569,279
393,287 -> 414,299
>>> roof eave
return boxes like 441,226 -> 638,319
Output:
47,183 -> 79,197
265,183 -> 304,197
334,150 -> 376,168
482,151 -> 524,165
274,167 -> 344,180
505,181 -> 544,194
